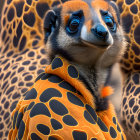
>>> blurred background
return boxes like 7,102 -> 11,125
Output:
0,0 -> 4,14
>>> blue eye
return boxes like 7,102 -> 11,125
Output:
101,10 -> 116,32
104,16 -> 116,32
67,17 -> 80,34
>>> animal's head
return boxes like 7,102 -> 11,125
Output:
43,0 -> 126,67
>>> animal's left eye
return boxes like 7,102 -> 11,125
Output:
101,10 -> 116,32
66,17 -> 80,34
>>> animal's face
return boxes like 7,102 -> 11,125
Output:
44,0 -> 125,66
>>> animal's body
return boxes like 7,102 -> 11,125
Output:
0,0 -> 139,139
8,0 -> 127,139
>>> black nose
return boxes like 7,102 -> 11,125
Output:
91,24 -> 108,40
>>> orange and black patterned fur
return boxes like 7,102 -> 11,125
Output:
8,0 -> 127,139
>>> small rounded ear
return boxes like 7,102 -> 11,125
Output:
44,10 -> 57,43
109,1 -> 120,24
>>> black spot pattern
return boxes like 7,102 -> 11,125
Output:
19,36 -> 26,51
14,2 -> 24,17
117,124 -> 121,132
59,81 -> 76,93
16,112 -> 23,129
51,119 -> 62,130
13,21 -> 22,47
109,126 -> 117,138
49,99 -> 68,116
35,72 -> 46,82
122,14 -> 133,33
24,88 -> 37,100
27,102 -> 35,110
23,12 -> 35,27
130,4 -> 138,14
84,111 -> 96,124
129,98 -> 135,107
37,124 -> 50,135
63,115 -> 78,126
7,7 -> 15,22
67,92 -> 84,107
52,58 -> 63,70
40,88 -> 62,103
36,2 -> 49,18
48,136 -> 58,140
134,87 -> 140,96
30,103 -> 51,118
13,111 -> 18,129
113,117 -> 116,125
85,104 -> 97,122
72,131 -> 87,140
41,73 -> 50,80
26,0 -> 32,5
31,133 -> 42,140
68,65 -> 78,78
97,118 -> 108,132
18,120 -> 25,140
134,24 -> 140,45
48,75 -> 63,83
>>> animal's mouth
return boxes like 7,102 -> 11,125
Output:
81,40 -> 110,49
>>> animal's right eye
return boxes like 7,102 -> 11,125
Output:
66,17 -> 80,34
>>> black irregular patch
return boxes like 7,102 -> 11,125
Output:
10,101 -> 18,112
97,118 -> 108,132
6,86 -> 15,95
13,21 -> 22,47
18,120 -> 25,140
130,4 -> 138,14
135,123 -> 140,131
13,111 -> 18,129
2,30 -> 6,41
133,105 -> 138,113
134,24 -> 140,45
122,13 -> 133,33
132,73 -> 139,85
36,124 -> 50,135
112,117 -> 116,125
51,119 -> 62,130
117,124 -> 121,132
91,138 -> 97,140
51,57 -> 63,70
59,81 -> 76,93
67,92 -> 84,107
35,72 -> 46,82
72,131 -> 87,140
52,1 -> 60,7
30,103 -> 51,118
19,36 -> 26,51
63,115 -> 78,126
84,111 -> 96,124
85,104 -> 97,122
68,65 -> 78,78
48,136 -> 58,140
125,0 -> 135,5
134,87 -> 140,96
36,2 -> 50,18
41,73 -> 50,80
24,88 -> 37,100
16,112 -> 23,129
109,126 -> 117,138
26,0 -> 32,5
132,44 -> 140,56
40,88 -> 62,103
31,133 -> 42,140
14,1 -> 24,17
49,99 -> 68,116
27,102 -> 35,110
23,12 -> 35,27
7,7 -> 15,22
129,98 -> 135,108
48,75 -> 63,83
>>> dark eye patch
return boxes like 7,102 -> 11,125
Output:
100,10 -> 117,32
